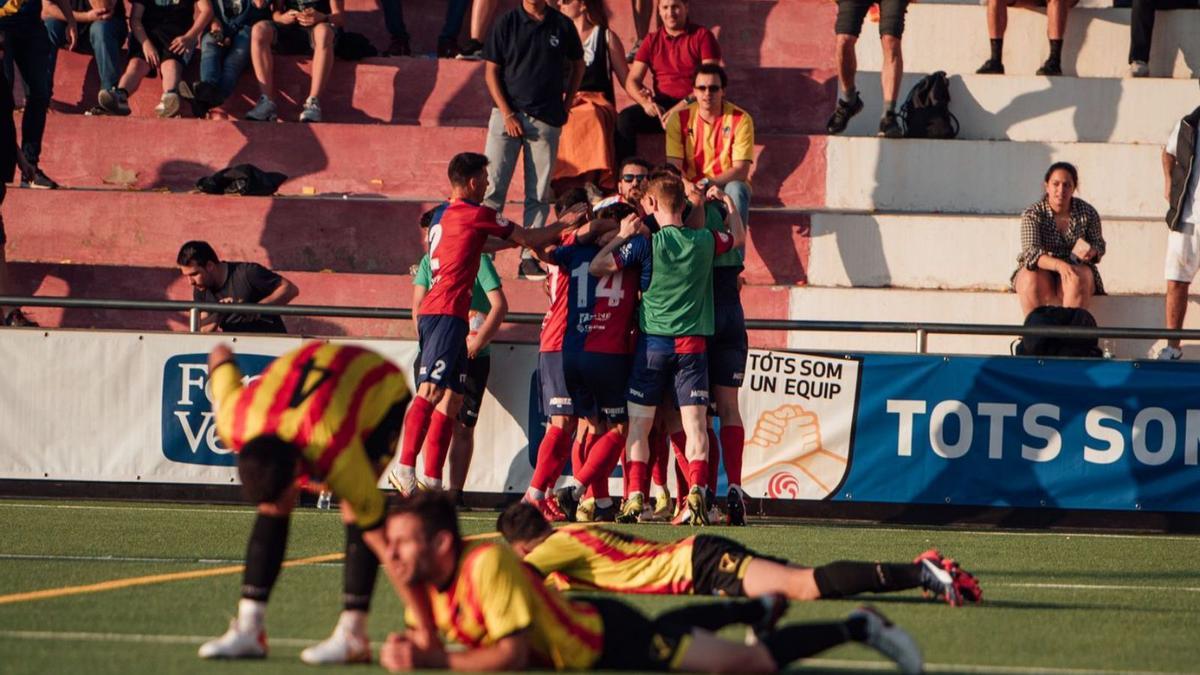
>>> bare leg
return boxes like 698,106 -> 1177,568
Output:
1165,280 -> 1190,349
1060,264 -> 1095,309
251,21 -> 275,98
673,630 -> 776,673
741,559 -> 821,601
1047,0 -> 1073,40
631,0 -> 653,41
469,0 -> 498,42
1014,268 -> 1061,316
880,35 -> 903,104
987,0 -> 1007,39
448,423 -> 475,492
159,59 -> 182,93
836,34 -> 858,95
309,24 -> 335,99
118,58 -> 150,95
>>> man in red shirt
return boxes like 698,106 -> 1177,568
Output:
616,0 -> 721,163
392,152 -> 571,495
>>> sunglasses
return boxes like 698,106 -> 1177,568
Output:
694,84 -> 723,92
621,174 -> 648,183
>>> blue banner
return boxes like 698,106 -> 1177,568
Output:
837,354 -> 1200,512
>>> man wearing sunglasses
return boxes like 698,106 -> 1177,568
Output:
617,157 -> 652,205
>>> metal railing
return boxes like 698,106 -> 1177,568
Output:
5,295 -> 1200,354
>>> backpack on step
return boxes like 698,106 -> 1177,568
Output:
1013,306 -> 1103,358
899,71 -> 959,139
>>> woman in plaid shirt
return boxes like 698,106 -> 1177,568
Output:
1011,162 -> 1105,316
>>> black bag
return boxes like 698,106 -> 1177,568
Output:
899,71 -> 959,139
196,164 -> 288,196
1014,306 -> 1103,358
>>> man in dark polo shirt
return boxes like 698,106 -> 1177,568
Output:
615,0 -> 721,164
482,0 -> 584,280
176,240 -> 299,334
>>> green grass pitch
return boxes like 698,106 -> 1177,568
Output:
1,499 -> 1198,674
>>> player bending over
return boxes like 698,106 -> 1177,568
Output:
198,342 -> 415,664
498,501 -> 982,606
378,490 -> 924,674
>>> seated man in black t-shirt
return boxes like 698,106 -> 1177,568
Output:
176,240 -> 299,334
99,0 -> 214,117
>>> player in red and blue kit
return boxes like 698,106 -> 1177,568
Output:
591,172 -> 745,526
394,152 -> 573,494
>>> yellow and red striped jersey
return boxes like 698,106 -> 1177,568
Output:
211,342 -> 409,528
407,541 -> 605,671
665,101 -> 756,184
524,526 -> 696,594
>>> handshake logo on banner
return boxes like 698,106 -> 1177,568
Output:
161,354 -> 274,466
739,351 -> 861,501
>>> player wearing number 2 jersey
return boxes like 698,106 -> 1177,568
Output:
591,172 -> 745,526
199,342 -> 412,664
394,153 -> 575,498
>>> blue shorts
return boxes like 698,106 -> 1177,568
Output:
565,352 -> 631,423
626,335 -> 710,408
539,351 -> 575,417
417,315 -> 468,393
707,302 -> 748,388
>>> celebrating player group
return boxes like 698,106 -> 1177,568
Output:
197,152 -> 980,673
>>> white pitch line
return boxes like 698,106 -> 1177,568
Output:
0,502 -> 498,522
0,631 -> 1184,675
997,582 -> 1200,593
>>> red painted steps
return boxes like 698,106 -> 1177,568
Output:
50,50 -> 837,134
3,188 -> 808,286
35,115 -> 826,207
7,261 -> 789,348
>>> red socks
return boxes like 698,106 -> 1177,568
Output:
688,460 -> 709,490
530,426 -> 571,493
625,458 -> 649,496
720,425 -> 745,487
399,396 -> 434,468
421,409 -> 454,483
577,430 -> 624,494
650,430 -> 669,488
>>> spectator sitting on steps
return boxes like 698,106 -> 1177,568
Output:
1011,162 -> 1105,318
242,0 -> 344,123
181,0 -> 273,117
44,0 -> 128,116
176,240 -> 299,334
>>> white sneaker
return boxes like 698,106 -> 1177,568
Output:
300,96 -> 322,123
1156,345 -> 1183,361
300,624 -> 371,665
1128,60 -> 1150,77
155,92 -> 181,118
850,606 -> 923,675
245,94 -> 277,122
387,466 -> 417,496
198,618 -> 267,659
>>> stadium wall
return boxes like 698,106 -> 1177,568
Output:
3,330 -> 1199,528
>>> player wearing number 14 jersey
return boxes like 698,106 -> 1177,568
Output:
199,342 -> 412,664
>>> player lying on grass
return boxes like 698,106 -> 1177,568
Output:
198,342 -> 420,665
498,501 -> 982,605
377,490 -> 924,674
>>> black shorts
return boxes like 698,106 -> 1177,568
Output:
835,0 -> 909,37
587,598 -> 688,672
691,535 -> 787,597
273,22 -> 340,55
128,24 -> 194,65
458,355 -> 491,428
707,303 -> 748,388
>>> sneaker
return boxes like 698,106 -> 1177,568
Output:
554,485 -> 581,522
20,167 -> 59,190
1156,345 -> 1183,360
198,619 -> 267,659
519,258 -> 548,281
878,110 -> 903,138
652,490 -> 672,520
1036,58 -> 1063,76
155,91 -> 182,118
387,467 -> 417,496
616,493 -> 644,523
850,606 -> 923,675
525,494 -> 566,522
625,37 -> 642,63
1128,60 -> 1150,77
726,485 -> 747,526
299,96 -> 322,123
592,500 -> 617,522
97,87 -> 131,116
300,625 -> 371,665
914,549 -> 983,605
975,58 -> 1005,74
670,501 -> 692,526
4,309 -> 38,327
437,37 -> 460,58
245,94 -> 278,122
575,496 -> 596,522
382,36 -> 411,57
825,92 -> 863,135
685,486 -> 709,526
456,38 -> 484,60
745,593 -> 789,646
